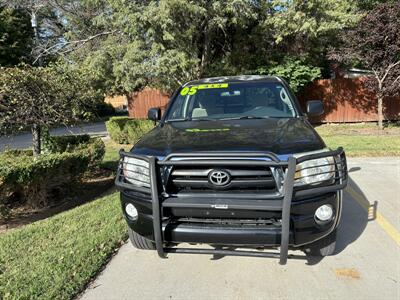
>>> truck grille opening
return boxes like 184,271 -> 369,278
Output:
173,217 -> 282,227
167,165 -> 278,194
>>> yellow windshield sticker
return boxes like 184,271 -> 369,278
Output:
185,128 -> 230,133
180,83 -> 229,96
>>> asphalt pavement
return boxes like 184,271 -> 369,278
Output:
80,157 -> 400,300
0,122 -> 107,151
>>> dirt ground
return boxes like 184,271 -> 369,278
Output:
0,170 -> 115,234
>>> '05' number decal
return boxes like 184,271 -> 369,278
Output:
180,83 -> 229,96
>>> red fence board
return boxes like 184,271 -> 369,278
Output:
298,78 -> 400,123
127,88 -> 170,119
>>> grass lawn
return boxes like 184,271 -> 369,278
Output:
0,192 -> 126,300
0,139 -> 128,300
100,138 -> 128,170
315,123 -> 400,156
100,138 -> 121,169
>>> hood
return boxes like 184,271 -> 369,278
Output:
131,118 -> 325,158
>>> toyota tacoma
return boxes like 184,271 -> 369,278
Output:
115,75 -> 348,264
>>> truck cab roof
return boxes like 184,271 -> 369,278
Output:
184,75 -> 283,86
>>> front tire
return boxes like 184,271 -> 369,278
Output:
128,227 -> 156,250
306,229 -> 337,256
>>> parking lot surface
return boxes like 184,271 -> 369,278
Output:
80,157 -> 400,300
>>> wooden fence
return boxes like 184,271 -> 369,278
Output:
127,88 -> 170,119
298,78 -> 400,123
123,78 -> 400,122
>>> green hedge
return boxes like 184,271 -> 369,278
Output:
0,136 -> 105,217
105,117 -> 154,144
42,134 -> 105,166
42,134 -> 91,153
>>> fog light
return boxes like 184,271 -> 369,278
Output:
315,204 -> 333,222
125,203 -> 138,220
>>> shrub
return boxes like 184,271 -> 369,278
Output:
106,117 -> 154,144
105,117 -> 127,144
0,152 -> 88,209
126,120 -> 155,144
42,133 -> 91,154
42,134 -> 105,166
81,137 -> 106,167
0,136 -> 105,218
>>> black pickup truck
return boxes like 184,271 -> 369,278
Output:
115,75 -> 347,264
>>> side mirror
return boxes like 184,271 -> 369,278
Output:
148,107 -> 161,122
306,100 -> 324,117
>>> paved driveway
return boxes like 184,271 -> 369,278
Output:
80,157 -> 400,300
0,122 -> 107,151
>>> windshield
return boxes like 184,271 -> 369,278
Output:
165,82 -> 297,121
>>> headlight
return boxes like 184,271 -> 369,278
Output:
295,156 -> 335,185
122,157 -> 150,188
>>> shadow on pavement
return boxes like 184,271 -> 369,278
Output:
208,170 -> 374,266
162,167 -> 375,266
306,171 -> 373,265
335,176 -> 374,254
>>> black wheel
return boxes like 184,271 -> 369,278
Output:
306,229 -> 337,256
128,227 -> 156,250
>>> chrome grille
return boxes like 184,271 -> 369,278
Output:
168,166 -> 277,193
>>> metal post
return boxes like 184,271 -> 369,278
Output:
279,156 -> 296,265
149,157 -> 166,258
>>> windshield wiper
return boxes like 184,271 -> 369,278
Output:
192,118 -> 217,121
220,116 -> 269,121
166,115 -> 271,122
165,117 -> 216,123
165,117 -> 192,123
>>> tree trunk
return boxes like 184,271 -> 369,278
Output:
198,18 -> 210,79
377,96 -> 383,130
32,124 -> 41,156
125,92 -> 133,118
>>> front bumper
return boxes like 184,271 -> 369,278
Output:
116,148 -> 347,264
121,190 -> 341,247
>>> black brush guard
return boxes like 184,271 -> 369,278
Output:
115,148 -> 347,265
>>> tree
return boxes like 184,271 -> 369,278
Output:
0,64 -> 100,156
0,0 -> 114,66
0,6 -> 33,66
329,2 -> 400,129
0,0 -> 48,66
2,0 -> 364,98
60,1 -> 325,94
62,0 -> 262,95
265,0 -> 359,42
255,58 -> 322,93
263,0 -> 361,62
356,0 -> 397,11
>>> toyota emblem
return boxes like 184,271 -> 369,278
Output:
208,169 -> 231,186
